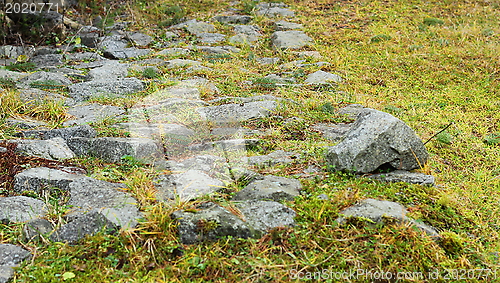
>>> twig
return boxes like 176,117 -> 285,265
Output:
424,122 -> 454,145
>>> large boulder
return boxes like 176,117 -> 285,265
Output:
325,109 -> 429,173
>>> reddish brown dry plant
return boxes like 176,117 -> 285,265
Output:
0,142 -> 81,195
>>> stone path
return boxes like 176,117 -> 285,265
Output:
0,1 -> 435,280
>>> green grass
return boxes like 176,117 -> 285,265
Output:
1,0 -> 500,282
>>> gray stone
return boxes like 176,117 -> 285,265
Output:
118,122 -> 195,140
67,177 -> 142,229
197,33 -> 226,44
256,3 -> 295,17
213,15 -> 252,24
0,243 -> 31,266
50,211 -> 118,244
366,170 -> 435,186
13,137 -> 75,160
198,100 -> 277,125
157,48 -> 191,57
0,45 -> 34,59
305,70 -> 342,84
175,155 -> 226,172
77,26 -> 101,48
30,54 -> 63,67
103,48 -> 152,60
188,139 -> 260,152
0,69 -> 27,81
68,78 -> 144,102
229,34 -> 258,45
86,61 -> 130,80
325,109 -> 429,173
5,118 -> 48,130
271,30 -> 313,49
16,124 -> 97,141
313,123 -> 354,142
337,104 -> 369,119
163,59 -> 202,69
22,218 -> 54,242
274,20 -> 303,31
18,71 -> 72,87
194,45 -> 240,54
0,196 -> 47,223
244,150 -> 300,167
13,167 -> 84,194
67,137 -> 165,165
171,20 -> 216,35
234,200 -> 296,236
155,169 -> 225,201
336,198 -> 438,236
171,202 -> 251,244
233,175 -> 302,201
234,25 -> 261,36
64,52 -> 105,62
98,35 -> 128,51
256,57 -> 281,65
64,103 -> 125,126
128,32 -> 153,46
17,88 -> 75,107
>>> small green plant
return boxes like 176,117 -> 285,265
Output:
252,77 -> 278,90
0,78 -> 16,89
423,17 -> 444,26
436,132 -> 453,144
142,67 -> 160,79
5,62 -> 36,72
370,34 -> 392,43
484,133 -> 500,146
29,80 -> 67,91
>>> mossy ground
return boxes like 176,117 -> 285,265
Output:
1,0 -> 499,282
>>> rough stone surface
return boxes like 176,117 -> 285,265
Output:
0,196 -> 47,223
213,15 -> 252,24
271,30 -> 312,49
18,71 -> 72,87
313,123 -> 354,142
67,137 -> 165,165
198,100 -> 277,124
244,150 -> 300,167
16,124 -> 97,141
0,243 -> 31,266
104,48 -> 152,60
155,169 -> 225,202
336,198 -> 438,236
68,78 -> 144,102
13,137 -> 76,160
86,61 -> 130,80
17,88 -> 75,107
256,3 -> 295,17
30,54 -> 63,67
13,167 -> 84,194
366,170 -> 435,186
158,48 -> 191,57
50,211 -> 118,244
233,175 -> 302,201
171,202 -> 251,244
305,70 -> 343,84
234,200 -> 296,236
198,33 -> 226,44
118,122 -> 195,140
325,109 -> 429,173
64,103 -> 125,126
163,59 -> 202,69
274,20 -> 303,31
22,218 -> 54,242
172,20 -> 216,35
67,177 -> 142,229
128,32 -> 153,46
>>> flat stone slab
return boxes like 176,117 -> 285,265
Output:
13,137 -> 75,161
274,20 -> 303,31
197,33 -> 226,44
233,175 -> 302,201
234,200 -> 296,236
336,198 -> 438,236
366,170 -> 435,186
18,71 -> 72,88
198,100 -> 277,125
163,59 -> 202,69
16,124 -> 97,141
64,103 -> 126,126
104,48 -> 152,60
305,70 -> 342,84
194,45 -> 240,54
67,177 -> 142,229
155,169 -> 225,202
171,19 -> 216,35
67,137 -> 165,165
243,150 -> 300,167
157,48 -> 192,57
0,196 -> 47,223
271,30 -> 313,49
0,244 -> 31,279
68,78 -> 145,102
213,15 -> 252,24
117,123 -> 195,140
13,167 -> 84,194
256,3 -> 295,17
86,61 -> 130,80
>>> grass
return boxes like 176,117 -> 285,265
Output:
1,0 -> 500,282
